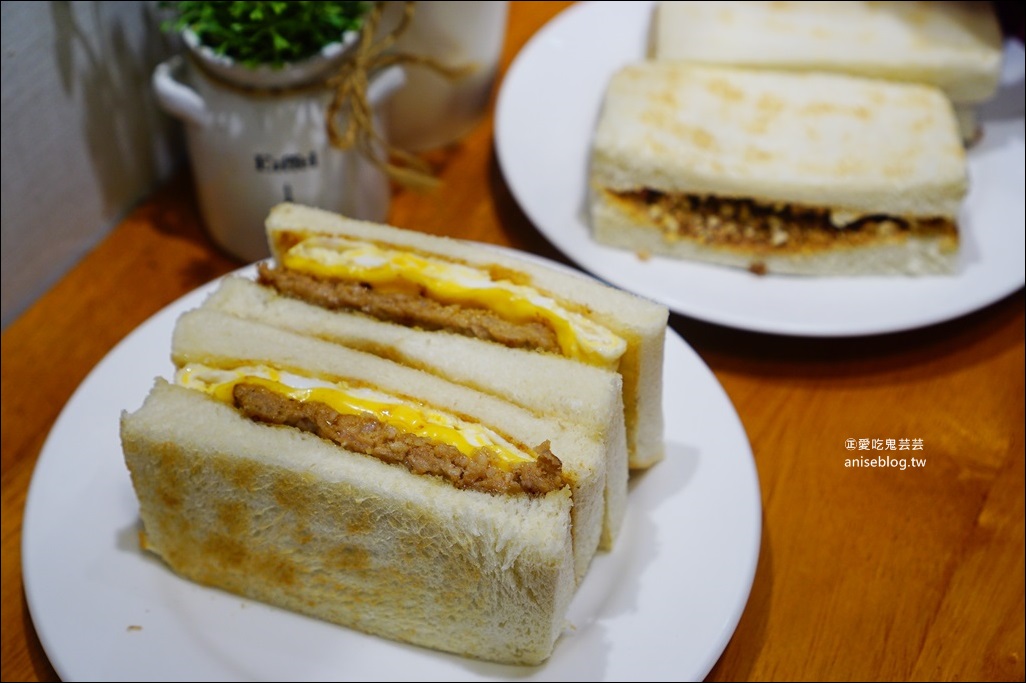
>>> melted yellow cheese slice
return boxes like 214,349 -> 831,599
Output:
279,234 -> 627,368
177,363 -> 534,466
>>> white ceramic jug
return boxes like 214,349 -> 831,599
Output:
153,55 -> 404,262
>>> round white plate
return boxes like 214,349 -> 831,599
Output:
23,263 -> 761,682
496,1 -> 1026,337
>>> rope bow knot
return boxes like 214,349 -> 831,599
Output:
326,1 -> 473,191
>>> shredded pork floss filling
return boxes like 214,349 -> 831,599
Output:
613,189 -> 958,252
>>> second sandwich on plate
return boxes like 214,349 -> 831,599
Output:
248,202 -> 669,477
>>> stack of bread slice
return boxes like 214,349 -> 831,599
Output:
121,203 -> 669,665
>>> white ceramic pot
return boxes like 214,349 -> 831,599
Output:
153,39 -> 404,263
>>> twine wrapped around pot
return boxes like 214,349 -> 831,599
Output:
326,1 -> 473,190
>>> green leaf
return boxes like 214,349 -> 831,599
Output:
161,1 -> 371,68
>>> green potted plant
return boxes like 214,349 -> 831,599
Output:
152,1 -> 407,263
164,1 -> 370,88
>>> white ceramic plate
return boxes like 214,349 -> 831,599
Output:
496,1 -> 1026,337
23,263 -> 761,682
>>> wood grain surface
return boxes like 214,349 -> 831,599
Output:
2,3 -> 1023,681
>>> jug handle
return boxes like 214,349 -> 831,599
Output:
152,55 -> 210,127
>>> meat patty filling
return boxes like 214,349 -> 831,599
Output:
257,263 -> 561,354
233,383 -> 566,496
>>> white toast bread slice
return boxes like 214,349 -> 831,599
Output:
653,1 -> 1003,106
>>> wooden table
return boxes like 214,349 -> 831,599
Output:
3,3 -> 1023,680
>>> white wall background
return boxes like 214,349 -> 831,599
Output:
1,0 -> 184,330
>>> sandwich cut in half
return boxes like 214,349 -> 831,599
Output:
589,61 -> 968,276
201,275 -> 629,548
255,203 -> 669,471
651,1 -> 1004,143
121,308 -> 613,665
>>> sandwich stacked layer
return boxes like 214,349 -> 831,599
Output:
589,62 -> 968,276
201,275 -> 631,548
652,1 -> 1004,143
